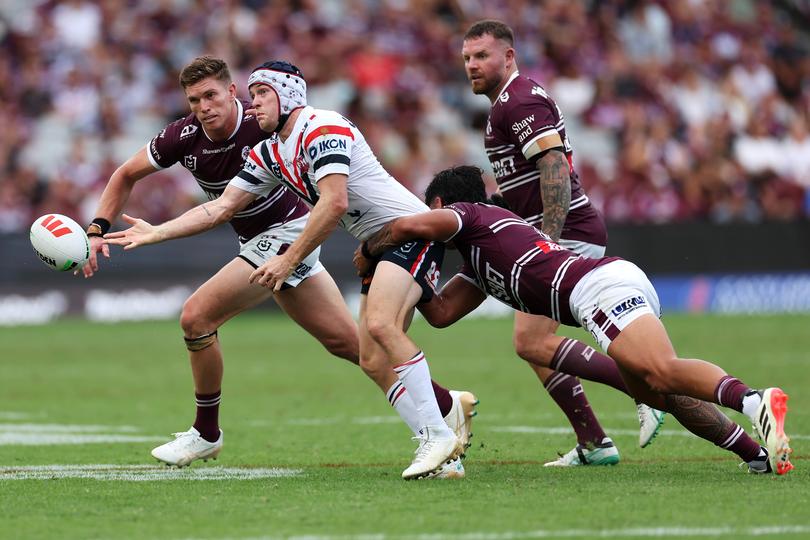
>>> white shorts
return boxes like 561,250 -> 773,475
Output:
559,239 -> 606,258
238,214 -> 324,288
569,260 -> 661,351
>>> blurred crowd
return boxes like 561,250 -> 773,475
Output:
1,0 -> 810,233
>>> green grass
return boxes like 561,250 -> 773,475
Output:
0,313 -> 808,539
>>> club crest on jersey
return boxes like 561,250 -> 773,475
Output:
610,296 -> 647,318
184,155 -> 197,171
500,91 -> 510,103
180,125 -> 198,139
295,154 -> 310,174
269,161 -> 282,179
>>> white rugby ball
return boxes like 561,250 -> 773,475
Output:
30,214 -> 90,271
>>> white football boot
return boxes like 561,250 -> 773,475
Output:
637,403 -> 665,448
544,437 -> 620,467
402,427 -> 463,480
444,390 -> 478,456
151,427 -> 223,467
752,388 -> 793,475
432,456 -> 465,479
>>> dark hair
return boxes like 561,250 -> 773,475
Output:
463,20 -> 514,46
179,56 -> 231,88
425,166 -> 488,206
251,60 -> 304,79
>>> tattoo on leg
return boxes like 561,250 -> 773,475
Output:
664,394 -> 731,441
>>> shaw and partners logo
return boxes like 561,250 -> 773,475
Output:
610,296 -> 647,317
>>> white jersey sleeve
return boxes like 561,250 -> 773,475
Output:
230,143 -> 282,198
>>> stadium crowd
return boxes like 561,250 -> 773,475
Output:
1,0 -> 809,233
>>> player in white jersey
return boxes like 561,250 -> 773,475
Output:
105,61 -> 468,480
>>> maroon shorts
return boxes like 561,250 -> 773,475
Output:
360,240 -> 444,304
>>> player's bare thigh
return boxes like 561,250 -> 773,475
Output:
182,257 -> 275,334
274,270 -> 359,363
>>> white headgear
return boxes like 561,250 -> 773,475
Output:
247,61 -> 307,117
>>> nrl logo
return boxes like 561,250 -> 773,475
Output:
184,155 -> 197,171
180,124 -> 199,139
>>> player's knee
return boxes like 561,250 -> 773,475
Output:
322,336 -> 358,364
179,297 -> 216,337
513,333 -> 554,366
364,315 -> 398,348
641,359 -> 678,394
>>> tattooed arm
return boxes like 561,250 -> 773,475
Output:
104,183 -> 257,249
363,209 -> 460,257
536,148 -> 571,243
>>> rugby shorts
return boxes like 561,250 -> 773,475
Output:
238,214 -> 324,289
569,260 -> 661,351
360,240 -> 444,304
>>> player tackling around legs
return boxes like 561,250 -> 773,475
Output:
461,19 -> 664,465
355,165 -> 793,476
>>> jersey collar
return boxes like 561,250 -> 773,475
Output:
495,70 -> 520,103
201,98 -> 243,142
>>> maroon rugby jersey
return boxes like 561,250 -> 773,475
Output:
447,202 -> 619,326
147,99 -> 308,241
484,72 -> 607,246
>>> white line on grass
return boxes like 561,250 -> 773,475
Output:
0,423 -> 141,432
194,525 -> 810,540
0,464 -> 302,481
0,434 -> 166,445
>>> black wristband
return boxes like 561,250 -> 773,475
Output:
361,242 -> 374,259
88,217 -> 111,237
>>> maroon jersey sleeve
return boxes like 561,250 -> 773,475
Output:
456,261 -> 484,291
500,85 -> 565,161
147,117 -> 193,170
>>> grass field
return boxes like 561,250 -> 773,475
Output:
0,313 -> 807,539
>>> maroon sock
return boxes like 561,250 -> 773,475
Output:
716,422 -> 762,462
431,380 -> 453,418
551,338 -> 630,396
193,390 -> 221,442
544,372 -> 607,446
664,395 -> 760,462
714,375 -> 752,412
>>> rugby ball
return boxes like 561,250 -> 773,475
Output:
30,214 -> 90,271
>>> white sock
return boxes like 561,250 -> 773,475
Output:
742,391 -> 762,421
393,351 -> 453,438
386,381 -> 420,435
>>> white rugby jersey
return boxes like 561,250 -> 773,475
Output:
230,106 -> 427,240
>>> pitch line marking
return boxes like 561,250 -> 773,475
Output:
0,464 -> 303,481
195,525 -> 810,539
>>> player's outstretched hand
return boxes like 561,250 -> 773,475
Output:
78,235 -> 110,278
249,254 -> 295,292
353,244 -> 373,277
103,214 -> 160,250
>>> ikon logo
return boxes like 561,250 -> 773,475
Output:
40,215 -> 73,238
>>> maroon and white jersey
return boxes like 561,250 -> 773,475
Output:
484,72 -> 607,246
446,202 -> 619,326
147,98 -> 308,241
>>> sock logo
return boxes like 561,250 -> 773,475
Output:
581,346 -> 595,362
